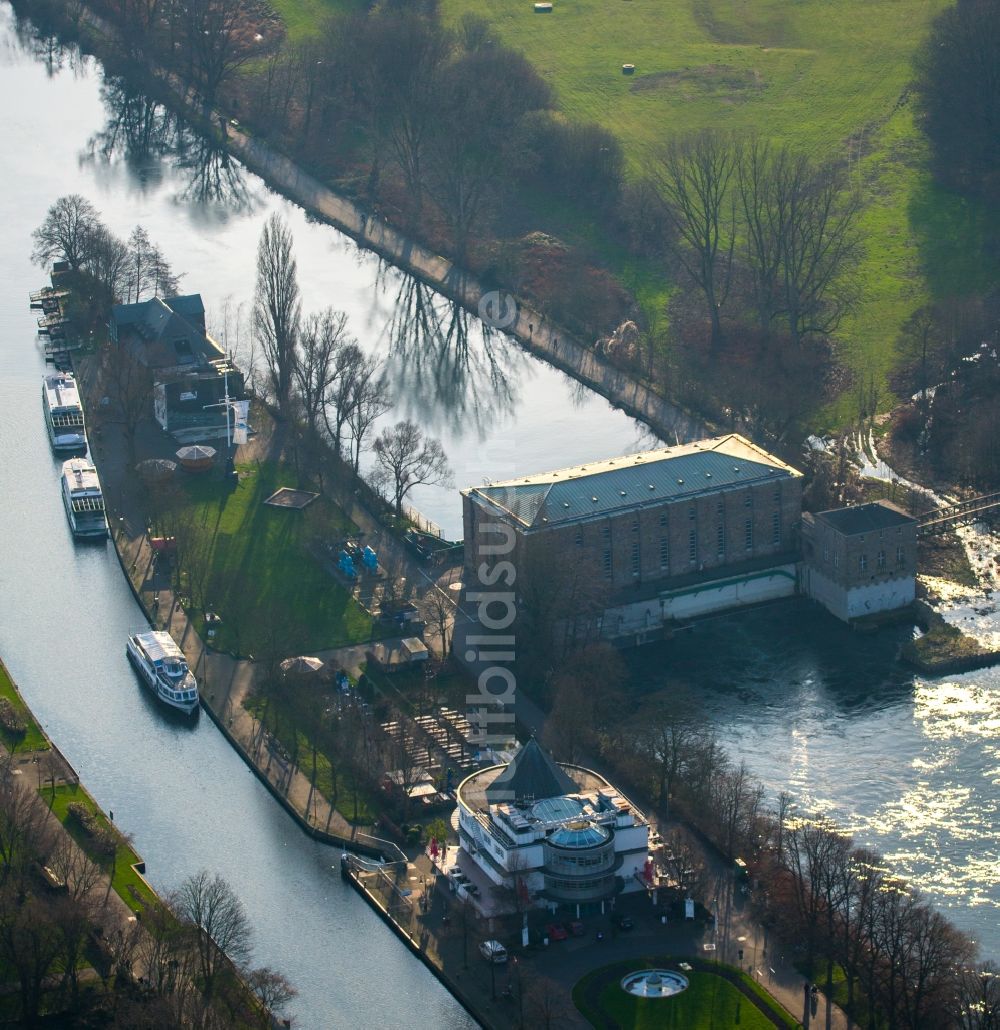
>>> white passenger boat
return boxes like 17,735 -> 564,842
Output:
61,458 -> 108,539
126,631 -> 200,716
42,372 -> 86,451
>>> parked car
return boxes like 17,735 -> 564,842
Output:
613,914 -> 635,931
545,923 -> 569,942
566,920 -> 586,937
479,940 -> 508,964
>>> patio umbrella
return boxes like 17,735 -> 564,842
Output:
176,445 -> 217,472
279,655 -> 325,680
135,458 -> 178,483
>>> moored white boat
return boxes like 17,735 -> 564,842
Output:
126,631 -> 200,716
42,372 -> 86,451
61,458 -> 108,539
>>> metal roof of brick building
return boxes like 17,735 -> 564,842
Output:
464,434 -> 801,530
815,501 -> 915,536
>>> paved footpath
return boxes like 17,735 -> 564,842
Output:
77,369 -> 375,847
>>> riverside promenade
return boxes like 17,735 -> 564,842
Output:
54,0 -> 704,448
74,369 -> 396,859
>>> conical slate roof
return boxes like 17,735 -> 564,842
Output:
486,739 -> 577,805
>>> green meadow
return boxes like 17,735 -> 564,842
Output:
264,0 -> 997,426
174,461 -> 374,655
431,0 -> 994,424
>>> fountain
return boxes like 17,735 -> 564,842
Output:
620,968 -> 690,998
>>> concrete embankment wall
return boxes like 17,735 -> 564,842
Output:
26,0 -> 707,447
340,858 -> 493,1030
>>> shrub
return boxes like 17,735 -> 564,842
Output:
67,802 -> 117,857
0,698 -> 26,737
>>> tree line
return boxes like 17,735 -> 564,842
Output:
24,0 -> 872,440
0,753 -> 293,1027
250,212 -> 453,517
914,0 -> 1000,204
31,193 -> 180,313
539,647 -> 995,1030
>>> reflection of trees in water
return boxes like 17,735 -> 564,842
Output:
83,76 -> 254,211
85,78 -> 174,180
8,5 -> 82,78
173,130 -> 252,211
378,263 -> 524,439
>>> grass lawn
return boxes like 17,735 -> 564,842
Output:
245,691 -> 379,825
268,0 -> 366,42
46,783 -> 159,913
0,659 -> 48,753
173,461 -> 374,655
429,0 -> 995,428
574,957 -> 795,1029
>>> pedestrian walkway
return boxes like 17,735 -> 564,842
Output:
78,374 -> 382,851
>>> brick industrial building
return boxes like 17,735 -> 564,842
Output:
800,501 -> 917,621
461,434 -> 805,645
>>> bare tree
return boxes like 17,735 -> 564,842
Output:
426,47 -> 551,258
652,130 -> 739,348
294,308 -> 352,470
347,359 -> 392,474
338,11 -> 452,213
737,139 -> 862,346
371,420 -> 452,518
544,644 -> 626,763
422,587 -> 454,659
631,686 -> 704,808
31,193 -> 101,271
125,225 -> 179,303
776,157 -> 861,347
86,223 -> 132,304
182,0 -> 265,105
246,966 -> 297,1029
171,870 -> 252,1001
783,816 -> 844,979
320,342 -> 368,463
0,890 -> 65,1025
0,755 -> 53,887
737,136 -> 785,329
953,961 -> 1000,1030
254,213 -> 301,419
98,332 -> 154,468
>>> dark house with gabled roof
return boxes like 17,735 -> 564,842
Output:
109,294 -> 243,443
110,294 -> 224,370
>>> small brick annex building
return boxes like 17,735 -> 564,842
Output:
800,501 -> 917,621
461,434 -> 804,644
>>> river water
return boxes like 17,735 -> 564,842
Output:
2,8 -> 999,1024
632,598 -> 1000,958
1,8 -> 660,541
0,9 -> 482,1028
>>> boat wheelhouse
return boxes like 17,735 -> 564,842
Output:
126,631 -> 200,716
60,459 -> 108,538
42,372 -> 86,451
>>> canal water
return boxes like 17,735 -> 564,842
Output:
2,7 -> 999,1022
0,9 -> 482,1028
0,6 -> 662,541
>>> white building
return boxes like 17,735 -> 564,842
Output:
456,740 -> 650,911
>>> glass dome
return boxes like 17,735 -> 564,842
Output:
531,797 -> 584,823
549,820 -> 611,849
